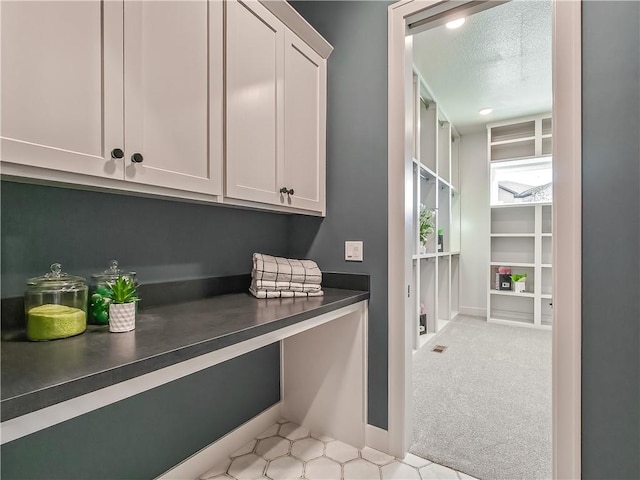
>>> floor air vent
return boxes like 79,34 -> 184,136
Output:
432,345 -> 448,353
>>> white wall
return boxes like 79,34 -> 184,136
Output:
459,131 -> 489,317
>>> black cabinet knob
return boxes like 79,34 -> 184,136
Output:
131,153 -> 144,163
280,187 -> 289,194
111,148 -> 124,159
288,188 -> 294,196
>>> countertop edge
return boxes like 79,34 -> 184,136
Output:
1,290 -> 369,422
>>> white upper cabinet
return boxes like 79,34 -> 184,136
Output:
225,0 -> 329,215
1,0 -> 222,197
226,0 -> 284,206
123,0 -> 222,195
282,30 -> 326,213
1,0 -> 330,214
1,0 -> 124,179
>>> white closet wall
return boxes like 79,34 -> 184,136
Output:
458,132 -> 489,317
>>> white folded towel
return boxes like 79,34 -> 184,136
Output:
249,287 -> 325,299
252,279 -> 322,293
252,253 -> 322,285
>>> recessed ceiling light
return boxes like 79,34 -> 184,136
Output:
446,18 -> 466,30
479,108 -> 493,116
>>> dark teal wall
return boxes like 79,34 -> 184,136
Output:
582,1 -> 640,478
0,182 -> 287,476
1,181 -> 289,298
289,0 -> 392,430
0,344 -> 280,480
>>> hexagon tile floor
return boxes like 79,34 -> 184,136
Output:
199,419 -> 477,480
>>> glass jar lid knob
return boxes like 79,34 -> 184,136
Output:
108,260 -> 120,274
47,263 -> 63,278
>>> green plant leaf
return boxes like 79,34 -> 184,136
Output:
510,273 -> 527,283
105,276 -> 139,304
419,206 -> 435,244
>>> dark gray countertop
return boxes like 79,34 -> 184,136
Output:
1,288 -> 368,422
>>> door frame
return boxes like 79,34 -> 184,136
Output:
387,1 -> 582,479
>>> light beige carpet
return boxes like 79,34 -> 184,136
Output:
410,316 -> 552,480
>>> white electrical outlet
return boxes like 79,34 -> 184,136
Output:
345,241 -> 363,262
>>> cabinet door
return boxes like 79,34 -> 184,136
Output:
225,0 -> 284,205
282,30 -> 326,214
123,0 -> 222,195
1,0 -> 124,178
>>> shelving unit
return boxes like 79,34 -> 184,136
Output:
411,70 -> 461,349
486,115 -> 553,330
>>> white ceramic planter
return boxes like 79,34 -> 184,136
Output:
514,281 -> 526,294
109,302 -> 136,332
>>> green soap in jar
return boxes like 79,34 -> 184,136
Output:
27,304 -> 87,341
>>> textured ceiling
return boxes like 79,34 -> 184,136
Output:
412,0 -> 552,134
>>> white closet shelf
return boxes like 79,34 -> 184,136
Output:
487,115 -> 553,331
490,262 -> 536,268
489,290 -> 535,298
412,253 -> 437,260
490,233 -> 535,238
491,202 -> 552,209
413,159 -> 437,179
410,67 -> 460,348
438,178 -> 453,190
489,317 -> 552,331
490,135 -> 536,146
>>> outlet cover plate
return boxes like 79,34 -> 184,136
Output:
345,241 -> 364,262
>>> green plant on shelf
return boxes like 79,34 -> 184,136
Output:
420,206 -> 435,245
511,273 -> 528,283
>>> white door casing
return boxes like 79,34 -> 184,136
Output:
387,1 -> 582,479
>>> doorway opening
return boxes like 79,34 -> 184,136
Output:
408,3 -> 552,477
387,1 -> 582,478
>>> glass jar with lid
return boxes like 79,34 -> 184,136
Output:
89,260 -> 137,325
25,263 -> 88,341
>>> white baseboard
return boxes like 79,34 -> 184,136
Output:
366,424 -> 389,454
158,403 -> 282,480
459,306 -> 487,318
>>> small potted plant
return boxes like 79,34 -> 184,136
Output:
511,273 -> 527,294
105,276 -> 139,333
419,206 -> 434,253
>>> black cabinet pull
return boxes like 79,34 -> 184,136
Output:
280,187 -> 289,194
111,148 -> 124,159
131,153 -> 144,163
288,188 -> 294,196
